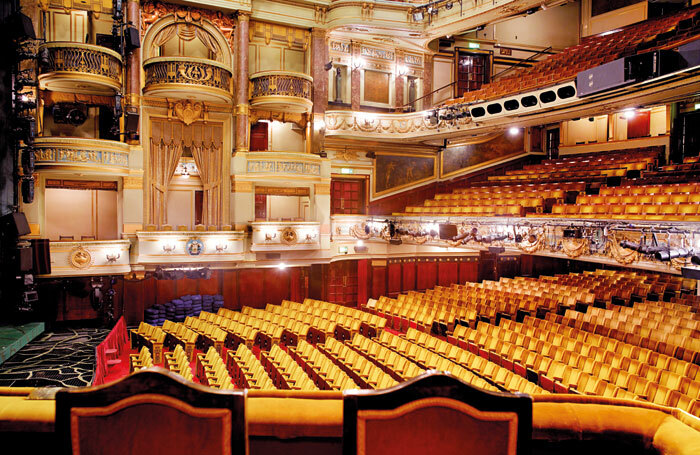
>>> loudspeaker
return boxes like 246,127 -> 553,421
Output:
124,26 -> 140,52
625,49 -> 686,82
125,111 -> 139,133
10,13 -> 36,41
17,247 -> 33,272
1,212 -> 31,237
22,148 -> 35,175
679,39 -> 700,68
576,58 -> 630,97
438,223 -> 458,240
22,178 -> 34,204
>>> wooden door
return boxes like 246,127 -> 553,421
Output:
331,178 -> 366,215
455,50 -> 490,98
250,122 -> 268,151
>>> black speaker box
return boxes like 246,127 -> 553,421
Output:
22,178 -> 34,204
577,58 -> 630,97
124,26 -> 141,51
679,39 -> 700,68
10,13 -> 36,41
625,49 -> 686,82
1,212 -> 31,237
125,111 -> 139,133
438,223 -> 458,240
17,247 -> 33,272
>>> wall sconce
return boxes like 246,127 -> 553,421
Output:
215,243 -> 228,252
265,232 -> 277,241
352,57 -> 365,70
360,114 -> 376,128
397,65 -> 408,76
162,243 -> 176,253
105,251 -> 121,262
305,233 -> 318,242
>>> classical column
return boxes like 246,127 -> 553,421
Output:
126,0 -> 141,144
423,53 -> 433,110
351,42 -> 361,111
310,28 -> 328,155
235,12 -> 250,153
394,50 -> 405,112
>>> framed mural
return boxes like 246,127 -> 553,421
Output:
440,132 -> 525,179
373,152 -> 437,197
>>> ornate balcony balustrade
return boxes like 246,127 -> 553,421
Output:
143,57 -> 233,102
38,42 -> 122,95
251,222 -> 321,252
46,240 -> 131,277
32,137 -> 130,175
249,71 -> 313,114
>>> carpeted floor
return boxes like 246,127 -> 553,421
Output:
0,327 -> 110,387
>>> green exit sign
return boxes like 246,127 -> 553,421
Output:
341,168 -> 354,174
468,42 -> 480,49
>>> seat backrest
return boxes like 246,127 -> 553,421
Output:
342,371 -> 532,455
55,367 -> 246,455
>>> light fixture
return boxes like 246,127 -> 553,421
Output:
305,233 -> 317,242
162,242 -> 176,253
277,262 -> 288,270
445,1 -> 453,9
215,242 -> 228,252
105,251 -> 121,262
623,108 -> 636,119
265,231 -> 277,241
352,57 -> 365,70
508,127 -> 520,136
397,65 -> 408,76
356,240 -> 364,246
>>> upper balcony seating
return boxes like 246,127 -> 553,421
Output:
396,182 -> 584,216
444,8 -> 700,106
489,147 -> 662,183
530,182 -> 700,221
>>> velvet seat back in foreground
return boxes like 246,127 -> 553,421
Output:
55,367 -> 247,455
342,371 -> 533,455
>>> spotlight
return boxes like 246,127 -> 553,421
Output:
508,127 -> 520,135
427,110 -> 439,125
622,108 -> 636,119
654,248 -> 692,262
692,255 -> 700,266
445,1 -> 453,9
412,10 -> 424,21
323,61 -> 333,71
21,147 -> 35,175
526,7 -> 539,14
38,46 -> 50,66
365,151 -> 376,159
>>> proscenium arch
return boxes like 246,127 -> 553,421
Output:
141,14 -> 233,68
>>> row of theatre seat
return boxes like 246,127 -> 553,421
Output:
445,7 -> 699,104
488,148 -> 660,182
530,182 -> 700,220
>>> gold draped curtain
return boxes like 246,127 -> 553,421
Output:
149,138 -> 183,227
148,119 -> 224,228
192,141 -> 222,227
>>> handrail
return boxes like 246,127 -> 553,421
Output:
400,81 -> 456,109
492,46 -> 552,80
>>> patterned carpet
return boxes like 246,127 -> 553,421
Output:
0,327 -> 109,387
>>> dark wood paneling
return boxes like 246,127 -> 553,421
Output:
459,259 -> 479,283
309,264 -> 326,301
222,270 -> 238,310
402,260 -> 416,291
264,268 -> 291,307
238,269 -> 266,309
437,260 -> 459,287
357,259 -> 370,307
387,262 -> 402,297
198,270 -> 221,296
156,279 -> 178,306
416,259 -> 437,290
176,277 -> 198,297
123,278 -> 145,325
371,263 -> 387,299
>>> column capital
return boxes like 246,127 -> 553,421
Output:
311,27 -> 328,38
237,11 -> 251,22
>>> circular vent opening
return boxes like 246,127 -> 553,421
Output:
504,99 -> 520,111
487,103 -> 503,114
470,106 -> 486,118
539,90 -> 556,103
521,95 -> 538,107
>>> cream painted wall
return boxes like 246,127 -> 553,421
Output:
250,44 -> 306,73
581,0 -> 647,37
166,190 -> 195,229
488,2 -> 580,49
45,188 -> 117,240
268,195 -> 306,220
269,121 -> 305,153
561,107 -> 667,145
433,56 -> 453,105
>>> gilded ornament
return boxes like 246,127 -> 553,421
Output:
69,246 -> 93,269
280,227 -> 298,245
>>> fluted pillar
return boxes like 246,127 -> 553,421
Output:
235,12 -> 250,153
394,50 -> 405,112
351,42 -> 361,111
423,53 -> 433,110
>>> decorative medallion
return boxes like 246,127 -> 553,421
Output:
280,227 -> 298,245
171,100 -> 204,125
69,246 -> 93,269
186,238 -> 205,256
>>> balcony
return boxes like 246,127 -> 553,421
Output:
250,222 -> 320,252
45,240 -> 131,277
249,71 -> 313,114
38,42 -> 122,96
135,230 -> 246,264
32,137 -> 130,175
143,57 -> 233,102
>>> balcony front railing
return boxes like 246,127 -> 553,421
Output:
249,71 -> 313,113
143,57 -> 232,96
38,42 -> 122,94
